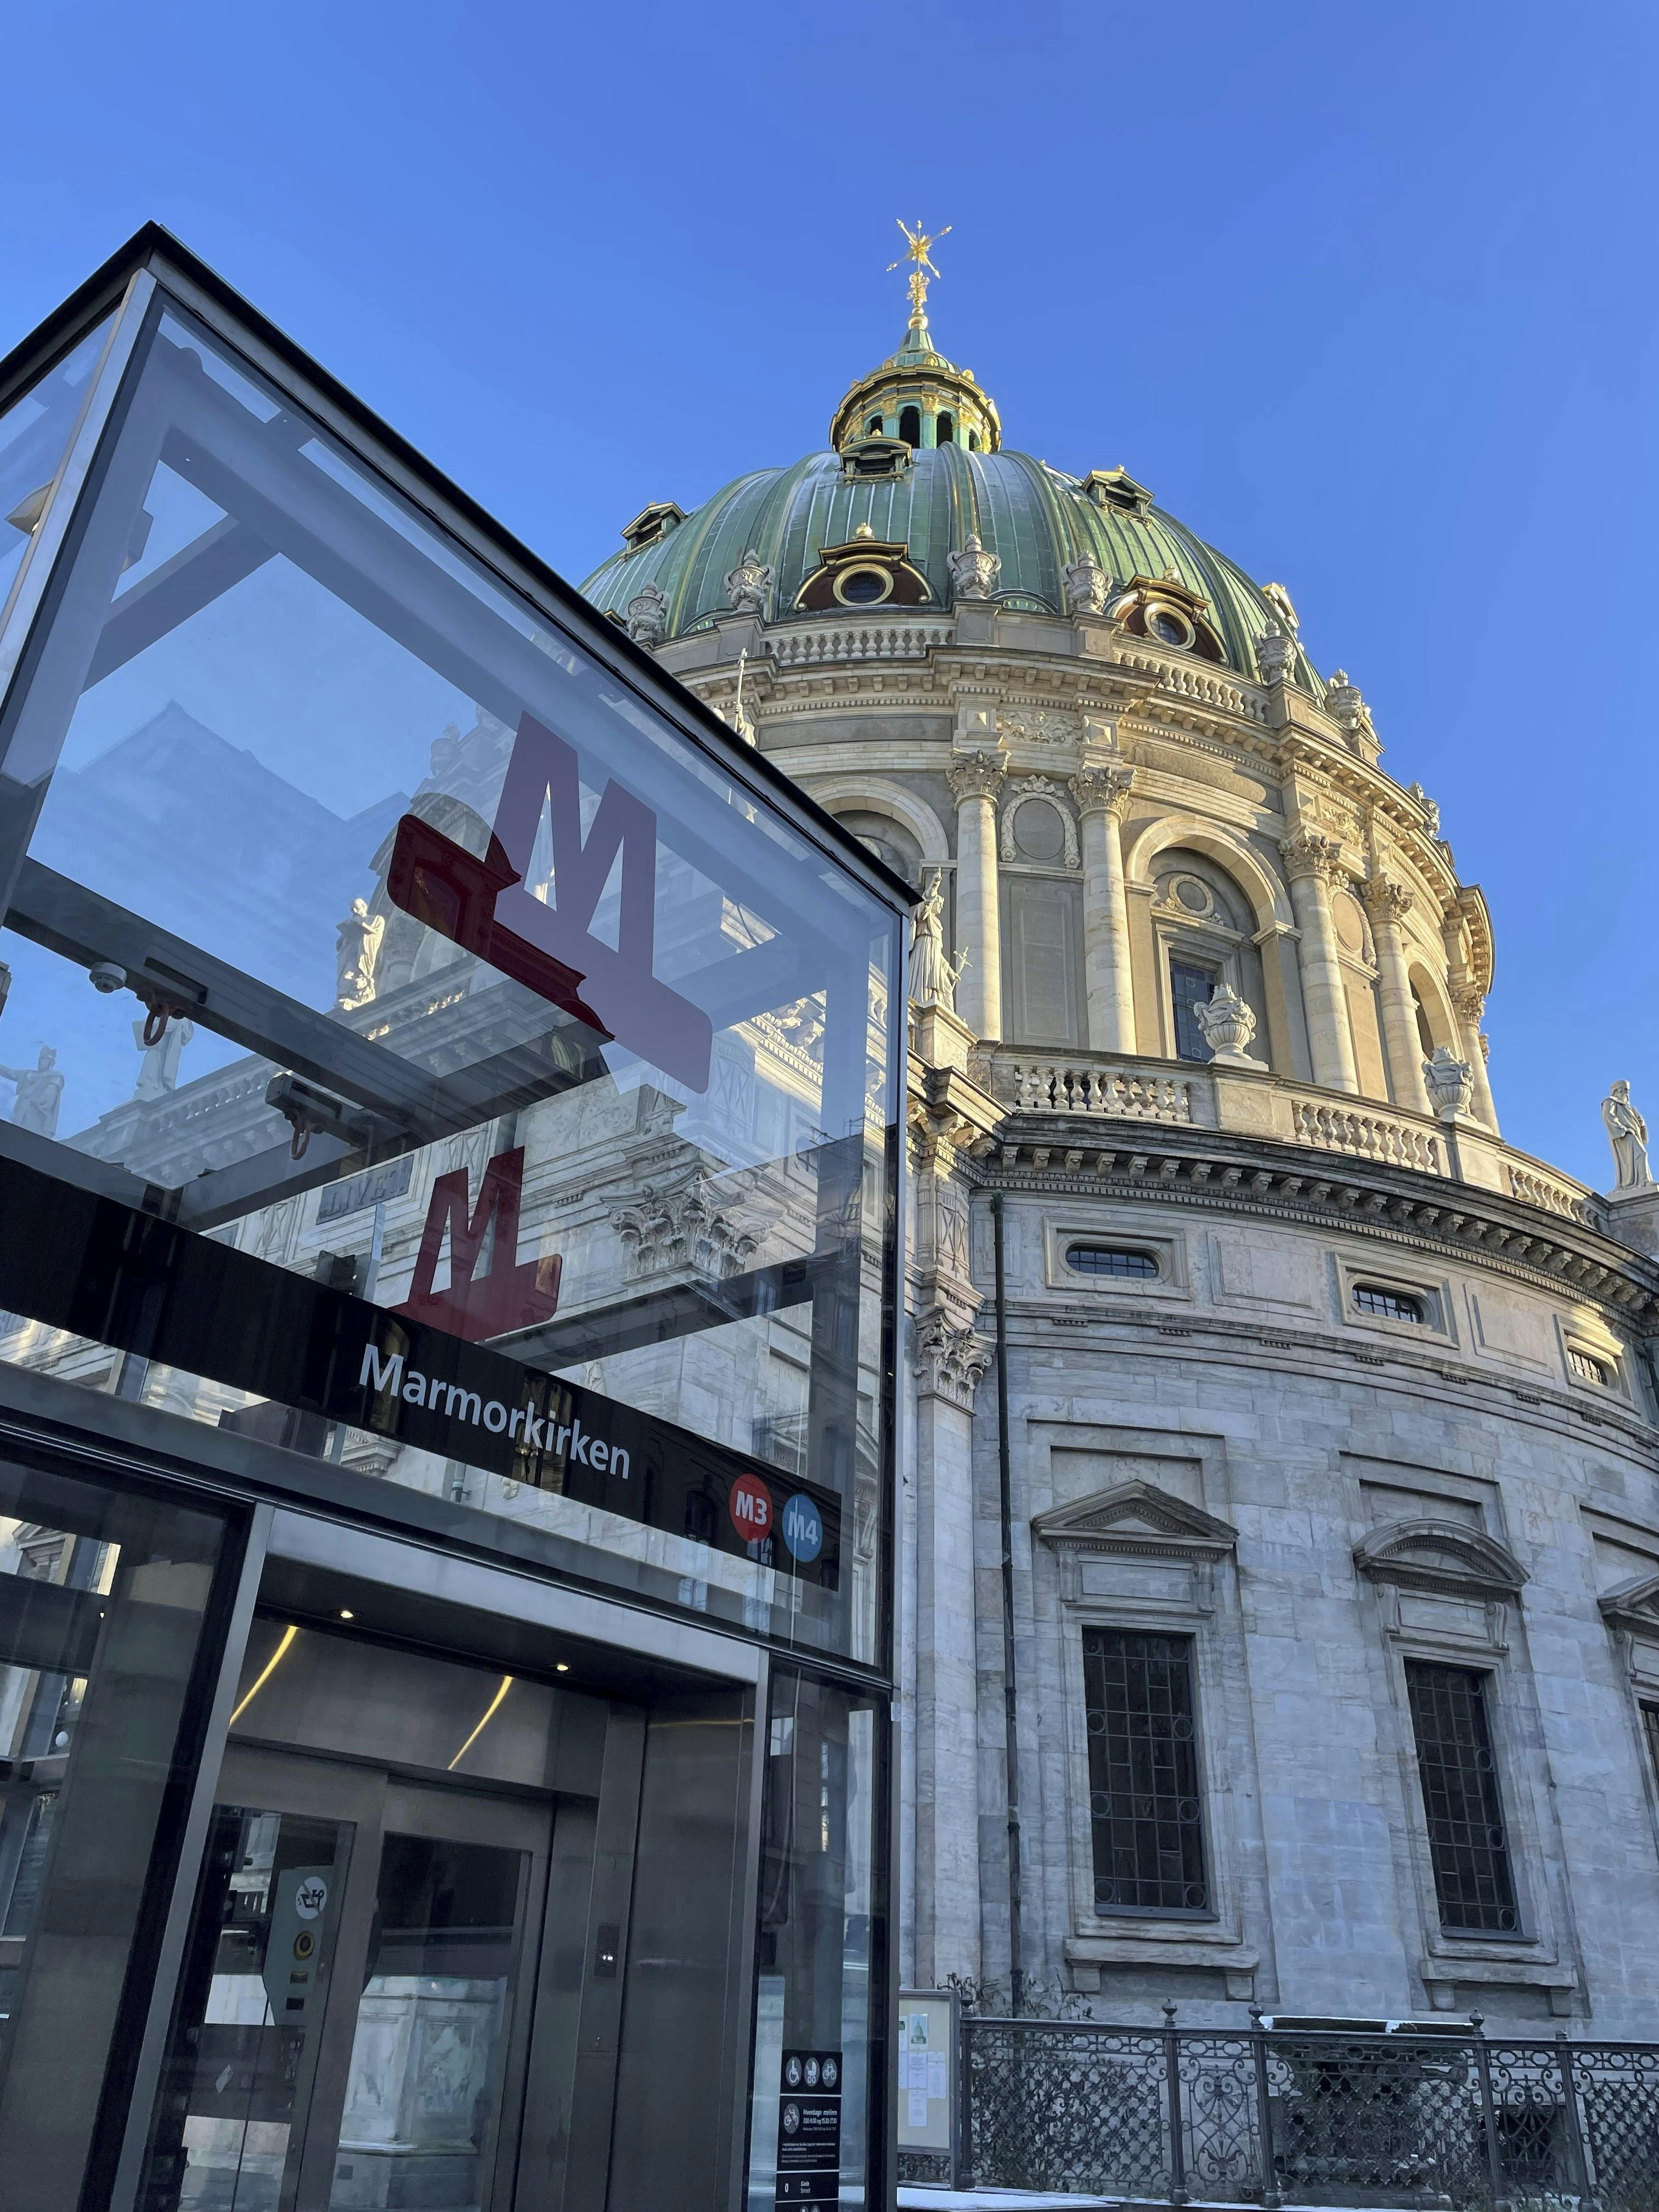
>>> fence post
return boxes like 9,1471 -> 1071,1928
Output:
1552,2028 -> 1598,2212
1469,2013 -> 1511,2212
1248,2005 -> 1283,2210
955,2007 -> 974,2190
1163,2000 -> 1189,2207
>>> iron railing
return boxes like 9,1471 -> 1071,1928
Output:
907,2007 -> 1659,2208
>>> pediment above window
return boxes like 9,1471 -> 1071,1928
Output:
1034,1480 -> 1237,1562
1353,1519 -> 1527,1601
1597,1570 -> 1659,1636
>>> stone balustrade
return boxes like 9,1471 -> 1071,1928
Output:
771,620 -> 952,665
983,1046 -> 1612,1219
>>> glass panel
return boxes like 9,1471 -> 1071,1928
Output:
330,1833 -> 525,2211
0,298 -> 902,1666
1169,960 -> 1216,1063
1404,1660 -> 1519,1934
1081,1629 -> 1209,1915
138,1804 -> 354,2212
0,1454 -> 233,2203
0,318 -> 112,628
747,1674 -> 879,2212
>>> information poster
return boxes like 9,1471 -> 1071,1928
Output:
896,1993 -> 955,2154
775,2047 -> 841,2208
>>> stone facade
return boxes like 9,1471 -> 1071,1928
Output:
591,311 -> 1659,2034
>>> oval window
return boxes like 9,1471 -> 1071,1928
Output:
1147,603 -> 1195,650
1066,1245 -> 1158,1280
834,565 -> 892,606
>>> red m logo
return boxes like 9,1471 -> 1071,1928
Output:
394,1146 -> 561,1343
386,712 -> 714,1088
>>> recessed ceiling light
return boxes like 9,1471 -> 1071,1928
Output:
556,1662 -> 569,1673
339,1609 -> 354,1621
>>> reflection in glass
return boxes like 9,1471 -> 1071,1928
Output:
0,318 -> 112,627
0,294 -> 900,1667
141,1806 -> 353,2212
330,1833 -> 525,2212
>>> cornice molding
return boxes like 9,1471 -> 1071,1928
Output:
1354,1517 -> 1528,1601
1033,1479 -> 1238,1561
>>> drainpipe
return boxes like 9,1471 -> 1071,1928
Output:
990,1192 -> 1024,2016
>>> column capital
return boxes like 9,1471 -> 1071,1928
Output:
1361,874 -> 1414,922
1450,981 -> 1486,1022
1278,828 -> 1348,885
913,1303 -> 992,1410
948,751 -> 1007,803
1069,763 -> 1135,819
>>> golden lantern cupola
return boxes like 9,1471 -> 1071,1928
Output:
829,220 -> 1001,463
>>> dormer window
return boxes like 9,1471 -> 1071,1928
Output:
1109,574 -> 1227,664
794,535 -> 930,612
840,435 -> 911,482
1081,466 -> 1154,517
619,500 -> 686,553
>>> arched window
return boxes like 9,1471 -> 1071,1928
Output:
1411,986 -> 1436,1059
899,405 -> 921,449
866,413 -> 883,435
968,431 -> 980,450
936,411 -> 955,445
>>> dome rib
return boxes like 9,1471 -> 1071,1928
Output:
582,446 -> 1318,690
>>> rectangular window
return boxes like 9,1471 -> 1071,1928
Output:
1643,1702 -> 1659,1789
1404,1661 -> 1520,1934
1169,960 -> 1217,1063
1081,1629 -> 1208,1914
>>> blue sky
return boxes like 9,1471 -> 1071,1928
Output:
2,0 -> 1655,1187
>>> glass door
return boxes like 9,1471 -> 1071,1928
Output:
137,1747 -> 549,2212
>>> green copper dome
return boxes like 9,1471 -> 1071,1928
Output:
581,442 -> 1319,693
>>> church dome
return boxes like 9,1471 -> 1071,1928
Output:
583,269 -> 1320,695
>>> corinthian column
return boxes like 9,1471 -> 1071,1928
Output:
1069,763 -> 1136,1052
1279,830 -> 1360,1094
1362,877 -> 1431,1115
948,753 -> 1006,1040
1451,983 -> 1500,1133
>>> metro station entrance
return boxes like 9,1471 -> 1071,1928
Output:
145,1744 -> 552,2212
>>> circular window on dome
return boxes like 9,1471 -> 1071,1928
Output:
833,564 -> 894,607
1146,602 -> 1196,650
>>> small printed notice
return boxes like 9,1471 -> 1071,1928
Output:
776,2047 -> 841,2209
907,2086 -> 929,2129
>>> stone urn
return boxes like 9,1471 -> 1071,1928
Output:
1194,985 -> 1266,1069
1423,1046 -> 1475,1120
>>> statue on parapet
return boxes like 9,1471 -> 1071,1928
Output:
909,871 -> 969,1013
335,898 -> 386,1011
0,1045 -> 64,1139
1602,1080 -> 1652,1190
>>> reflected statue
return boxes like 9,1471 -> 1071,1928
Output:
0,1046 -> 64,1138
1602,1080 -> 1652,1190
132,1014 -> 195,1101
335,897 -> 386,1009
909,870 -> 968,1013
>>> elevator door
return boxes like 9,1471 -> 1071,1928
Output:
143,1744 -> 550,2212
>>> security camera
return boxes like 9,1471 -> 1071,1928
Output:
88,962 -> 127,995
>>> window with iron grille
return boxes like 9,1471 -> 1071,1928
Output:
1169,959 -> 1218,1063
1066,1245 -> 1158,1280
1353,1282 -> 1427,1323
1567,1344 -> 1612,1387
1642,1703 -> 1659,1790
1082,1629 -> 1209,1914
1404,1661 -> 1520,1933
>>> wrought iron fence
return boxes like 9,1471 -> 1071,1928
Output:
912,2008 -> 1659,2208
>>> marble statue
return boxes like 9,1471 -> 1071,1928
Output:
0,1046 -> 64,1138
909,871 -> 968,1013
1603,1080 -> 1652,1189
724,549 -> 772,616
624,583 -> 669,647
1062,554 -> 1111,618
948,534 -> 1001,601
335,898 -> 386,1010
132,1014 -> 195,1101
1406,782 -> 1442,837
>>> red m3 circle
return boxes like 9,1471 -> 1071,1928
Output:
728,1472 -> 773,1542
